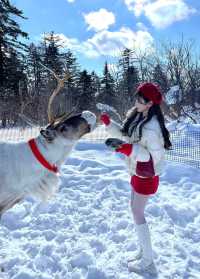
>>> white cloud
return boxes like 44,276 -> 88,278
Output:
50,33 -> 79,49
53,28 -> 155,58
125,0 -> 149,16
49,33 -> 100,58
145,0 -> 196,28
86,27 -> 154,57
136,22 -> 148,31
66,0 -> 75,3
83,9 -> 115,32
124,0 -> 196,28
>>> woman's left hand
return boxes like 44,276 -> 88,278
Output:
116,143 -> 132,156
105,138 -> 133,156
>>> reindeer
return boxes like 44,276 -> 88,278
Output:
0,69 -> 96,217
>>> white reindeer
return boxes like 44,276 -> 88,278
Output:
0,70 -> 96,217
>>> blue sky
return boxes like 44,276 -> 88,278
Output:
13,0 -> 200,74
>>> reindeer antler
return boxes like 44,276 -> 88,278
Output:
39,63 -> 71,123
47,72 -> 70,123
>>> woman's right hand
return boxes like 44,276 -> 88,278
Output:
100,113 -> 110,126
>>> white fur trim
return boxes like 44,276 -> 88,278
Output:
133,144 -> 150,162
105,115 -> 165,176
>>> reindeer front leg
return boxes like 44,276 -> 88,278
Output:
0,195 -> 23,218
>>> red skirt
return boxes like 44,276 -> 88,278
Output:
131,175 -> 159,195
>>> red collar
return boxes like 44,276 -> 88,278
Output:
28,138 -> 58,174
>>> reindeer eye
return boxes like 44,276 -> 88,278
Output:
60,125 -> 68,132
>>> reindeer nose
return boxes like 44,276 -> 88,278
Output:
81,111 -> 97,131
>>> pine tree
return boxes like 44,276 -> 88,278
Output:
91,70 -> 101,101
26,43 -> 44,92
38,32 -> 66,119
0,0 -> 28,87
78,70 -> 95,111
60,50 -> 80,112
23,43 -> 46,123
152,63 -> 169,93
98,62 -> 116,106
0,0 -> 28,126
43,32 -> 63,77
119,48 -> 139,98
117,48 -> 139,115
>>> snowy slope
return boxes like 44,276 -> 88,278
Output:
0,141 -> 200,279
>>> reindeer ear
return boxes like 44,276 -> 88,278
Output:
40,128 -> 56,142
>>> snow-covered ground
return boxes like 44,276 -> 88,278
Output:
0,140 -> 200,279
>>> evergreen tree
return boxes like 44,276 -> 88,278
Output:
119,49 -> 139,98
0,0 -> 28,87
152,63 -> 169,94
38,32 -> 66,119
0,0 -> 28,126
78,70 -> 95,111
91,70 -> 101,101
60,50 -> 80,112
26,43 -> 43,91
43,32 -> 63,76
23,43 -> 46,122
117,48 -> 139,115
98,62 -> 116,106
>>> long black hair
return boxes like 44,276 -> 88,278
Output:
121,92 -> 172,150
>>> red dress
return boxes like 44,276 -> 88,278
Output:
131,175 -> 159,195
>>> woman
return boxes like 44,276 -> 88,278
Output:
100,82 -> 172,273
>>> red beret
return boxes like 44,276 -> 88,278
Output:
136,82 -> 162,105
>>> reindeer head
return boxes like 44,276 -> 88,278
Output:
40,111 -> 96,142
38,65 -> 96,143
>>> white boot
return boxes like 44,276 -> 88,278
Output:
127,224 -> 143,262
127,246 -> 142,262
128,223 -> 155,274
